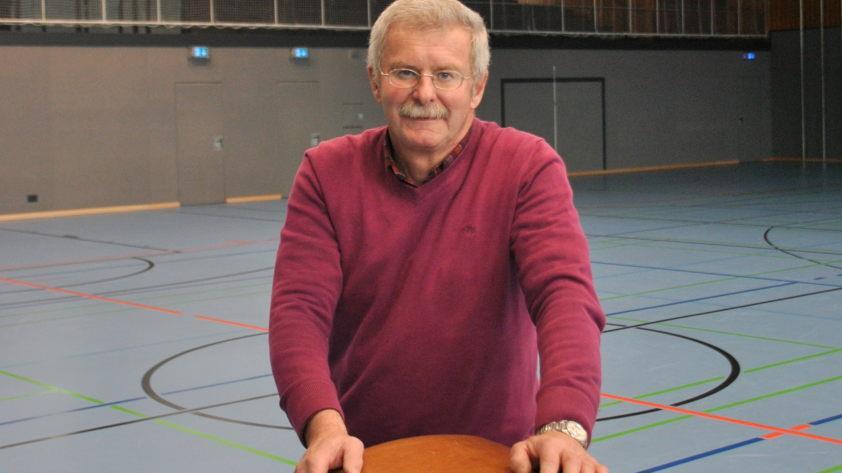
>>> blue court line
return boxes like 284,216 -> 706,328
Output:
0,373 -> 274,428
634,412 -> 842,472
592,260 -> 842,288
606,281 -> 797,317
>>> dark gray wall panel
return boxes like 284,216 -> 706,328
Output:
771,29 -> 842,159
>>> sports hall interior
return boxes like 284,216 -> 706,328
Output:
1,1 -> 841,472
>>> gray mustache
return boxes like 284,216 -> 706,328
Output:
399,102 -> 449,119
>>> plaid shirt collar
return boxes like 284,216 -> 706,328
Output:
384,126 -> 472,188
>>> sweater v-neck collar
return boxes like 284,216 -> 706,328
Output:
381,119 -> 480,198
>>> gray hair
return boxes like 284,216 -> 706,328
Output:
367,0 -> 490,81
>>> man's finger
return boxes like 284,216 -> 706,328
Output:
539,455 -> 561,473
559,456 -> 582,473
342,438 -> 365,473
509,442 -> 533,473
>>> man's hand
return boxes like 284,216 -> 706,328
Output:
295,410 -> 364,473
510,431 -> 608,473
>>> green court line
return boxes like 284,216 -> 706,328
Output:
593,374 -> 842,443
612,316 -> 839,349
598,317 -> 840,409
705,375 -> 842,414
815,465 -> 842,473
0,369 -> 296,466
0,388 -> 55,402
599,348 -> 842,409
599,260 -> 825,301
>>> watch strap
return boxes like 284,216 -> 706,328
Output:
535,420 -> 589,449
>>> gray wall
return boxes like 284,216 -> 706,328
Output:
770,28 -> 842,159
0,38 -> 772,215
479,48 -> 771,170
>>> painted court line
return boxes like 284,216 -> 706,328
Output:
0,275 -> 268,332
0,276 -> 182,316
634,413 -> 842,472
0,238 -> 276,273
0,369 -> 293,465
602,392 -> 842,445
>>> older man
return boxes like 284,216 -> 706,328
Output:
269,1 -> 607,472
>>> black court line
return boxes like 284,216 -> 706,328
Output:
0,393 -> 282,451
597,323 -> 740,421
764,226 -> 842,271
0,258 -> 155,297
142,332 -> 286,430
0,227 -> 171,251
603,285 -> 842,334
586,233 -> 842,258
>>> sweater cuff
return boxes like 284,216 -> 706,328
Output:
282,380 -> 344,443
535,387 -> 599,438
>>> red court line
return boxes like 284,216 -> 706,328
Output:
602,393 -> 842,446
194,315 -> 268,332
0,238 -> 278,273
0,276 -> 182,316
0,276 -> 268,332
762,424 -> 810,440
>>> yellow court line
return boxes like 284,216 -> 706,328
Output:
225,194 -> 283,204
569,160 -> 739,178
0,202 -> 180,223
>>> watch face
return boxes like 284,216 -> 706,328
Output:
565,421 -> 587,441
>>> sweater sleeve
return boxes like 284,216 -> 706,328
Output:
509,139 -> 605,438
269,154 -> 344,443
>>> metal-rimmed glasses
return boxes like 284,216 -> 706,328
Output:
379,67 -> 471,91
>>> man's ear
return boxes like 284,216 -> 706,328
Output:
368,66 -> 382,103
470,72 -> 488,110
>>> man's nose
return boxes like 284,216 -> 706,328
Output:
412,75 -> 438,102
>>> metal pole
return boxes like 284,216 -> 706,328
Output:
655,0 -> 660,33
680,0 -> 685,34
40,0 -> 46,21
628,0 -> 632,32
101,0 -> 106,21
819,0 -> 826,167
156,0 -> 161,23
593,0 -> 598,32
321,0 -> 326,26
274,0 -> 278,24
552,65 -> 558,151
799,0 -> 806,166
710,0 -> 714,34
210,0 -> 214,23
367,0 -> 372,27
560,0 -> 565,32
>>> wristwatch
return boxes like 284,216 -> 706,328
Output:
536,420 -> 589,449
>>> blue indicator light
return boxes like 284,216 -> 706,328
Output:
292,47 -> 310,59
742,52 -> 756,61
191,46 -> 210,59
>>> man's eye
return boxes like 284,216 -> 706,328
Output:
436,71 -> 458,81
394,69 -> 418,79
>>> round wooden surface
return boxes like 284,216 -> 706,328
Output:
357,435 -> 511,473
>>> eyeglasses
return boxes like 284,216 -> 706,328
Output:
379,68 -> 471,91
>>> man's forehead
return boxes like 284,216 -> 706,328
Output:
381,23 -> 472,62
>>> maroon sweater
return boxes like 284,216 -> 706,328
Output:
269,118 -> 604,447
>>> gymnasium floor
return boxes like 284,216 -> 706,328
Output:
1,161 -> 840,472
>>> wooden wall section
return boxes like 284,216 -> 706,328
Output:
769,0 -> 841,31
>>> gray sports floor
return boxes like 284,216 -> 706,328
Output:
1,161 -> 840,472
